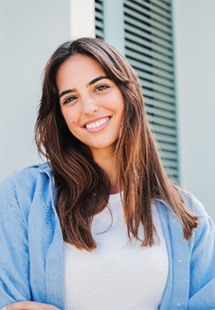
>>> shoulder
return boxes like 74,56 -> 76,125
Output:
156,189 -> 207,218
181,189 -> 207,217
181,190 -> 215,250
0,163 -> 52,191
157,189 -> 213,235
0,163 -> 53,221
181,190 -> 214,231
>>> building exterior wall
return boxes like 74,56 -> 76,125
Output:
0,0 -> 71,180
1,0 -> 214,220
70,0 -> 95,39
173,0 -> 215,220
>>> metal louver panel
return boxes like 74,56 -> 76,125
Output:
95,0 -> 104,39
124,0 -> 179,182
94,0 -> 178,182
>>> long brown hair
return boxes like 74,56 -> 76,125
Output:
35,37 -> 198,251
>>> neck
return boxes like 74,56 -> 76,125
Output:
92,148 -> 119,194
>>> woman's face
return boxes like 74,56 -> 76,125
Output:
56,54 -> 124,159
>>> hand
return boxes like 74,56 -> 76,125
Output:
2,302 -> 60,310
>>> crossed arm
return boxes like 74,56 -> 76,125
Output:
2,302 -> 59,310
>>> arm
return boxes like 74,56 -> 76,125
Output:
2,302 -> 59,310
188,195 -> 215,309
0,175 -> 32,307
0,171 -> 63,309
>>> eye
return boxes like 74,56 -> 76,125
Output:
95,84 -> 110,92
63,96 -> 77,105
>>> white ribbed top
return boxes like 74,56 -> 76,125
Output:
64,193 -> 168,310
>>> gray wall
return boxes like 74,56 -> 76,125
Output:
173,0 -> 215,220
0,0 -> 70,180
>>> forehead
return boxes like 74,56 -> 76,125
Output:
56,54 -> 106,88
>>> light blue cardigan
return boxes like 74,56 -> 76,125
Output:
0,164 -> 215,309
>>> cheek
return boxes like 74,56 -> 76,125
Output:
65,122 -> 80,140
61,109 -> 79,127
118,103 -> 125,121
63,114 -> 81,136
115,93 -> 124,115
66,121 -> 77,132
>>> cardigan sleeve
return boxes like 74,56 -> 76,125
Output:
187,194 -> 215,309
0,174 -> 32,307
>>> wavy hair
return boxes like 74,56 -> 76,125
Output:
35,37 -> 198,251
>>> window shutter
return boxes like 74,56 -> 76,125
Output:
95,0 -> 179,183
95,0 -> 104,39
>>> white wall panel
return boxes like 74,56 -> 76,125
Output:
173,0 -> 215,219
0,0 -> 71,181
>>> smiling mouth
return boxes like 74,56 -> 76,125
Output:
85,117 -> 110,129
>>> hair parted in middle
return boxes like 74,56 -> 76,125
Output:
35,37 -> 198,251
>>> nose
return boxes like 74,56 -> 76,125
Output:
80,94 -> 98,115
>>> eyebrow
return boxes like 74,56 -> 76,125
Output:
58,75 -> 109,99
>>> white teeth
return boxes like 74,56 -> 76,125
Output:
86,117 -> 109,129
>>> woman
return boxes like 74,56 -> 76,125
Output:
0,37 -> 215,310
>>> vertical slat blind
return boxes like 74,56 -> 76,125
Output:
95,0 -> 178,183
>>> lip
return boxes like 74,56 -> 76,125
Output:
83,116 -> 111,132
